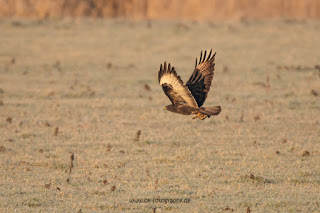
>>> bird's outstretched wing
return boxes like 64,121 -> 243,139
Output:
186,50 -> 216,107
159,62 -> 198,107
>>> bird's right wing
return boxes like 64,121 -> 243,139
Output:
158,62 -> 198,107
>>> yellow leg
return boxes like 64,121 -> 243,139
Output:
192,111 -> 208,120
192,111 -> 198,119
192,112 -> 208,120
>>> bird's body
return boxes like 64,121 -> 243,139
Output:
164,104 -> 196,115
158,49 -> 221,120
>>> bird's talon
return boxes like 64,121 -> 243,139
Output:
197,113 -> 208,120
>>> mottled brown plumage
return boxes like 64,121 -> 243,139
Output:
158,50 -> 221,120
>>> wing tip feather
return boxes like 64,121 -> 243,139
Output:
196,49 -> 217,65
202,50 -> 207,63
199,50 -> 203,64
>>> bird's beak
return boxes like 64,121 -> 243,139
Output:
163,107 -> 167,110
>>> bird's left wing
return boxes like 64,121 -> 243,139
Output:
186,50 -> 216,107
158,62 -> 198,107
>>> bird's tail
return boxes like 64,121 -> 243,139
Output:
199,106 -> 221,117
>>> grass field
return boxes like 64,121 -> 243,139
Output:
0,18 -> 320,212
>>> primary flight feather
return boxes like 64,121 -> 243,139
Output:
158,49 -> 221,120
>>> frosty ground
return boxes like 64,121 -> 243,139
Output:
0,18 -> 319,212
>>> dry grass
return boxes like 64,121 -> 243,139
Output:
0,18 -> 320,212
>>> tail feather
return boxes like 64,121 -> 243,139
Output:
199,106 -> 221,117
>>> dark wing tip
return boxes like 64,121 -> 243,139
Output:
197,49 -> 216,65
159,62 -> 168,83
208,52 -> 216,62
197,49 -> 216,64
202,50 -> 207,63
212,52 -> 216,60
207,50 -> 216,62
158,63 -> 163,83
207,49 -> 212,61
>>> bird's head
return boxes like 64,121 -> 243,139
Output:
163,105 -> 175,112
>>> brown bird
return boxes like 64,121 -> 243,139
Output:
158,50 -> 221,120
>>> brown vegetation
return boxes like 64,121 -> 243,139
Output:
0,0 -> 319,20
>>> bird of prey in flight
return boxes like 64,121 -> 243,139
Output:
158,49 -> 221,120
